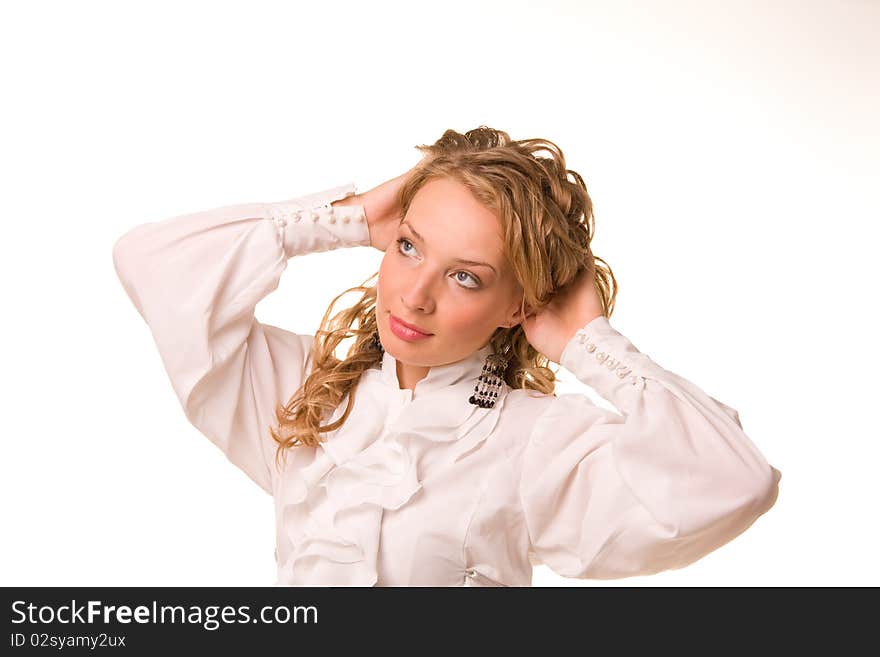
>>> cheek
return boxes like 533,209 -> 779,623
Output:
376,254 -> 398,306
441,299 -> 497,334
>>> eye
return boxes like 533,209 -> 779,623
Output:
453,271 -> 481,289
396,238 -> 481,290
396,237 -> 416,256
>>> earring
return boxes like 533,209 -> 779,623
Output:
370,329 -> 385,354
469,344 -> 511,409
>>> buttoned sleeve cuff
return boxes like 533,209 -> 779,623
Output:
264,181 -> 372,258
559,315 -> 669,407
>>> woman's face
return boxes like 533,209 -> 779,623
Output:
376,176 -> 525,368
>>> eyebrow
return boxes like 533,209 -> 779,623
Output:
401,221 -> 498,274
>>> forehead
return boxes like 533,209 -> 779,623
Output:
406,178 -> 504,252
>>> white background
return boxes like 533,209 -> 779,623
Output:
1,0 -> 877,586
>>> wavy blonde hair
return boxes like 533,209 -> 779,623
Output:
270,126 -> 618,468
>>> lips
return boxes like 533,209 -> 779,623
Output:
390,314 -> 433,335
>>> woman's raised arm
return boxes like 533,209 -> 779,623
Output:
519,315 -> 781,579
112,183 -> 371,494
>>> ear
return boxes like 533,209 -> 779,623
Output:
500,299 -> 534,329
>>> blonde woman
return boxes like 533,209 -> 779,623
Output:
112,126 -> 781,586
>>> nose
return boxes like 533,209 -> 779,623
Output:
400,271 -> 436,314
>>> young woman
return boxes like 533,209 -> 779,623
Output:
113,126 -> 781,586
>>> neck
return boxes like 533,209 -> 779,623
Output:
395,359 -> 430,391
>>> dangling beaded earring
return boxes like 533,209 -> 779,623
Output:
370,329 -> 385,354
469,342 -> 511,409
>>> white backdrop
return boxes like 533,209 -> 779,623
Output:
1,0 -> 877,586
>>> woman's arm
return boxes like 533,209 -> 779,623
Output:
112,183 -> 370,494
519,315 -> 781,579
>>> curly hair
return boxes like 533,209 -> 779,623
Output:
269,126 -> 618,468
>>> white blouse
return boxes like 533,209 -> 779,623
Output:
112,181 -> 781,586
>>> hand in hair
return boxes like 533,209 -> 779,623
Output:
519,264 -> 605,364
332,165 -> 420,252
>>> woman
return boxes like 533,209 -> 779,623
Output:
112,126 -> 781,586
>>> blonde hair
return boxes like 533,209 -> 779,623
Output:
270,126 -> 618,468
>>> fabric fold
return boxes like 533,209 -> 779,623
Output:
275,352 -> 510,586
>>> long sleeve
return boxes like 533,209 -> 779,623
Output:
519,315 -> 781,579
112,182 -> 371,495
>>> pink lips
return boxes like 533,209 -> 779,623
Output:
389,314 -> 433,342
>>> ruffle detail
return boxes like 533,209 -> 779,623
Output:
275,371 -> 510,586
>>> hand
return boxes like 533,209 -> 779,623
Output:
333,164 -> 420,252
519,265 -> 605,364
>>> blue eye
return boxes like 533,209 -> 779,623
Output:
454,271 -> 480,288
395,238 -> 481,290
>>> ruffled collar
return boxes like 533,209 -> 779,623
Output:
377,342 -> 493,397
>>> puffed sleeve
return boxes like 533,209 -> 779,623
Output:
112,182 -> 371,495
519,315 -> 781,579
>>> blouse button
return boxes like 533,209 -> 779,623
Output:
311,211 -> 319,222
586,344 -> 596,353
595,351 -> 607,362
273,217 -> 287,228
355,210 -> 365,222
342,214 -> 350,223
328,215 -> 336,224
293,210 -> 302,223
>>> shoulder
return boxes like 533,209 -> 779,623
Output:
504,387 -> 620,444
502,386 -> 557,413
503,386 -> 608,418
497,387 -> 558,446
